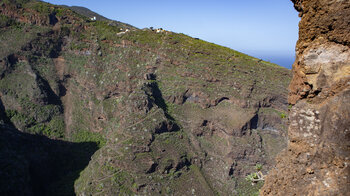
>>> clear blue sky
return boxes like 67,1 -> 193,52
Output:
44,0 -> 300,69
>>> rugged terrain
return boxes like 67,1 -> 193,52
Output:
0,0 -> 291,195
261,0 -> 350,195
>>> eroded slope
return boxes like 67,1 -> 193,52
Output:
0,1 -> 291,195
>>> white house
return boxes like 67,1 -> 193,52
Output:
156,28 -> 165,33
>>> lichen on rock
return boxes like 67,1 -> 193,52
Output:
261,0 -> 350,195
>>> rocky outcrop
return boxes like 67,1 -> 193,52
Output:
288,0 -> 350,104
261,0 -> 350,195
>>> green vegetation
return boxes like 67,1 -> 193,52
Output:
255,163 -> 263,171
0,0 -> 291,195
28,123 -> 62,138
71,130 -> 106,148
280,112 -> 287,119
24,1 -> 68,17
5,109 -> 65,138
1,0 -> 31,7
29,1 -> 51,14
0,24 -> 50,57
230,164 -> 265,196
236,179 -> 264,196
6,109 -> 35,128
46,116 -> 65,136
245,164 -> 265,183
92,21 -> 121,40
0,14 -> 17,28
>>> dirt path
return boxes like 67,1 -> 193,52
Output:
54,56 -> 73,137
53,56 -> 65,80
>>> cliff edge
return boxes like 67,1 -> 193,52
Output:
261,0 -> 350,195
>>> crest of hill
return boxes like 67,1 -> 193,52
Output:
62,5 -> 136,30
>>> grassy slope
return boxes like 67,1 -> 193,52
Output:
0,0 -> 291,195
64,5 -> 136,30
67,12 -> 290,195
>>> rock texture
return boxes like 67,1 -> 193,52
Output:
261,0 -> 350,195
0,1 -> 291,195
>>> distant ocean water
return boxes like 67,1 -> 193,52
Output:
243,51 -> 295,70
266,56 -> 295,69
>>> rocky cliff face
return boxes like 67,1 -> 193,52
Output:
261,0 -> 350,195
0,1 -> 291,195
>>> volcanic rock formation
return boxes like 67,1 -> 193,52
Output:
261,0 -> 350,195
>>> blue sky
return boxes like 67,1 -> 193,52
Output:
44,0 -> 300,69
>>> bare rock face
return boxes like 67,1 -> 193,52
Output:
261,0 -> 350,195
288,0 -> 350,104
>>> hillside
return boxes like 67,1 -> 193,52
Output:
0,0 -> 291,195
62,5 -> 136,30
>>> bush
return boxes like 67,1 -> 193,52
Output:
27,117 -> 65,139
245,164 -> 265,183
255,163 -> 263,171
6,110 -> 35,130
280,113 -> 287,119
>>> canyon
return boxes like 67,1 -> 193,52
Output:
0,0 -> 348,195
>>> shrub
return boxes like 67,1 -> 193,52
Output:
255,163 -> 263,171
280,113 -> 287,119
245,164 -> 265,183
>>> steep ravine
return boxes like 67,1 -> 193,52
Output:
0,1 -> 291,195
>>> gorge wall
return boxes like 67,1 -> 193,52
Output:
0,1 -> 291,195
261,0 -> 350,195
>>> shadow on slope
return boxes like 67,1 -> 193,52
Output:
0,125 -> 98,196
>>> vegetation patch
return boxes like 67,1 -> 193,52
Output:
71,129 -> 106,148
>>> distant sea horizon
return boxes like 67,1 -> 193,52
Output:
243,51 -> 295,69
262,55 -> 295,69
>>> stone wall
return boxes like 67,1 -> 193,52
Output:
261,0 -> 350,195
